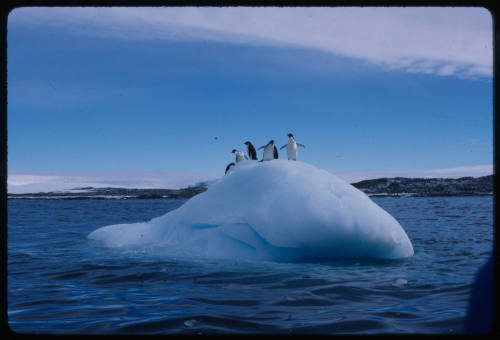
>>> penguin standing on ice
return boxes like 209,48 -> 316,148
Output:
232,149 -> 247,163
280,133 -> 305,161
244,141 -> 258,160
258,140 -> 277,161
225,162 -> 235,174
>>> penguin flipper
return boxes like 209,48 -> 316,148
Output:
297,143 -> 305,148
280,144 -> 287,150
225,162 -> 235,174
258,146 -> 265,150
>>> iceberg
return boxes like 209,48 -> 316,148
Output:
88,160 -> 414,262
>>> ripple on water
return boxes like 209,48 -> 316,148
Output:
7,197 -> 493,334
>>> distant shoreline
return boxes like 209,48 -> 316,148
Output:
7,175 -> 493,200
351,175 -> 493,198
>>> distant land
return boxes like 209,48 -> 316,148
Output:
7,175 -> 493,199
351,175 -> 493,197
7,184 -> 211,200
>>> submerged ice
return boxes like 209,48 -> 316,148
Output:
88,160 -> 414,261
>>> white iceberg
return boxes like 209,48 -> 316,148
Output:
88,160 -> 414,262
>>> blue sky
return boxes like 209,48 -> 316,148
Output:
7,7 -> 493,178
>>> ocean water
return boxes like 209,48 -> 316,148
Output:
7,196 -> 493,334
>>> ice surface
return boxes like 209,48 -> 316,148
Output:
88,160 -> 414,261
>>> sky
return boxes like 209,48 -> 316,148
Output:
7,6 -> 493,183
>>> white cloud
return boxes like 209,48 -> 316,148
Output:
334,164 -> 493,182
9,6 -> 492,78
7,172 -> 222,194
437,64 -> 458,76
424,164 -> 493,177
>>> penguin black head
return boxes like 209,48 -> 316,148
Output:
288,133 -> 294,138
231,149 -> 237,153
244,141 -> 251,146
269,140 -> 274,145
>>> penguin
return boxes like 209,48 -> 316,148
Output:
244,141 -> 258,160
232,149 -> 247,163
258,140 -> 276,161
280,133 -> 305,161
225,162 -> 235,174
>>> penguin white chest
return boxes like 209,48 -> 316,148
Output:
287,141 -> 298,160
263,145 -> 274,161
235,151 -> 246,162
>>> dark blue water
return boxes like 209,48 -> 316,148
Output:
7,196 -> 493,334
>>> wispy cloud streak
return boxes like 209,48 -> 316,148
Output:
9,7 -> 492,78
424,164 -> 493,177
7,172 -> 223,194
